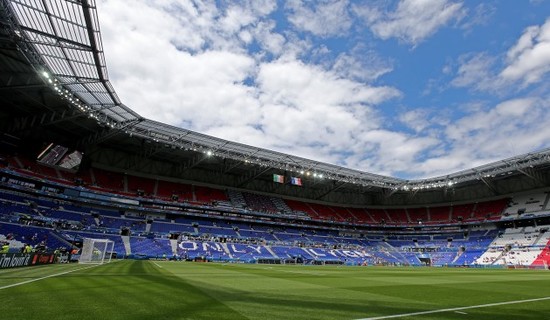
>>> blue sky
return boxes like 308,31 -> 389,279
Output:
97,0 -> 550,179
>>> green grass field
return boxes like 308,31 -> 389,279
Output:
1,260 -> 550,319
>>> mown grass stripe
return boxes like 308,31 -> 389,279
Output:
2,261 -> 550,319
356,296 -> 550,320
0,264 -> 99,290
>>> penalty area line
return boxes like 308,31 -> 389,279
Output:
0,264 -> 100,290
356,296 -> 550,320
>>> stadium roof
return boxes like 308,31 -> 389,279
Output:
1,0 -> 549,205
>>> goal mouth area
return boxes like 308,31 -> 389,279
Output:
78,238 -> 115,265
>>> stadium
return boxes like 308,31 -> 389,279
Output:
1,1 -> 550,319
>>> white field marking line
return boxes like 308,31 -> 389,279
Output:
454,311 -> 468,315
355,296 -> 550,320
0,264 -> 100,290
152,261 -> 163,268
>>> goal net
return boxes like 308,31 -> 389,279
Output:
79,238 -> 114,264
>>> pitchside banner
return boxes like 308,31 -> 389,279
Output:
0,253 -> 56,269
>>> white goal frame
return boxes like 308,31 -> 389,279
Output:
79,238 -> 114,264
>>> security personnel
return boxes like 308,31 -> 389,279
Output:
1,243 -> 9,253
24,244 -> 33,254
54,248 -> 60,263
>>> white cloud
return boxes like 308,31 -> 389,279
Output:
219,0 -> 277,33
247,20 -> 286,56
414,97 -> 550,177
446,98 -> 535,144
355,0 -> 465,45
97,0 -> 402,172
108,0 -> 280,54
332,49 -> 393,82
398,109 -> 431,133
450,53 -> 499,91
379,97 -> 550,179
460,3 -> 496,33
95,0 -> 550,181
350,130 -> 440,175
252,59 -> 400,152
452,19 -> 550,92
500,18 -> 550,86
286,0 -> 353,37
97,0 -> 262,129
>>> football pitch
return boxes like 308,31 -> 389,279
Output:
1,260 -> 550,319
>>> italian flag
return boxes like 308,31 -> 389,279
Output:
273,174 -> 284,183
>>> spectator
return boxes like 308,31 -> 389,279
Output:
1,242 -> 9,253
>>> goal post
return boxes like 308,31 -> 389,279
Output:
79,238 -> 114,264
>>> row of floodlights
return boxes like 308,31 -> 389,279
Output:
399,180 -> 456,191
41,71 -> 116,129
127,126 -> 398,187
125,129 -> 411,189
199,148 -> 404,187
200,149 -> 326,179
128,131 -> 404,187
